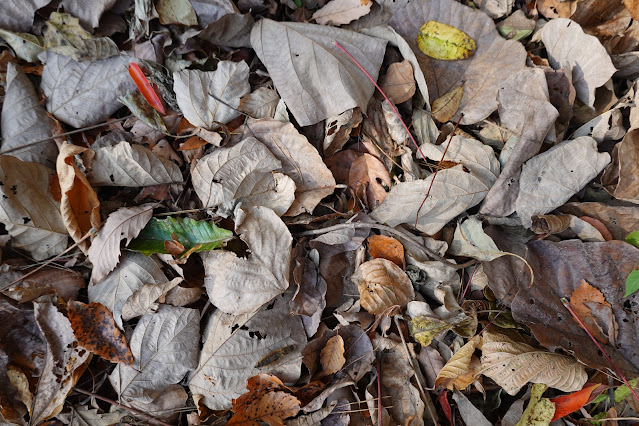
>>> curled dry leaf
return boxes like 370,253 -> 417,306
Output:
449,216 -> 507,262
436,335 -> 481,390
601,128 -> 639,202
351,258 -> 414,314
239,87 -> 280,119
348,153 -> 391,210
312,0 -> 372,26
367,234 -> 405,268
431,84 -> 464,123
56,143 -> 101,253
250,19 -> 387,126
87,203 -> 157,284
480,329 -> 587,395
389,0 -> 526,124
229,374 -> 301,425
569,279 -> 618,345
121,277 -> 184,321
67,301 -> 134,365
0,156 -> 68,260
321,335 -> 346,375
323,108 -> 362,157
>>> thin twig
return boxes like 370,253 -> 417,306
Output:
72,388 -> 172,426
295,222 -> 475,269
376,355 -> 383,425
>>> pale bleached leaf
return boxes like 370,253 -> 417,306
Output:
312,0 -> 373,26
87,141 -> 183,187
449,216 -> 507,261
0,156 -> 68,260
480,330 -> 587,395
41,52 -> 136,128
239,87 -> 280,119
475,0 -> 513,18
382,100 -> 408,144
88,252 -> 168,328
0,29 -> 43,62
109,306 -> 199,403
541,18 -> 617,108
87,204 -> 157,284
61,0 -> 118,28
43,12 -> 119,61
371,166 -> 489,235
389,0 -> 526,124
173,60 -> 250,130
250,19 -> 387,126
68,406 -> 128,426
515,136 -> 611,228
202,205 -> 292,315
121,277 -> 183,320
189,292 -> 306,410
233,119 -> 336,216
0,0 -> 50,31
419,135 -> 500,188
452,390 -> 491,426
192,137 -> 295,216
1,63 -> 58,167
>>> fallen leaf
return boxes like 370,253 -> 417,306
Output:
229,374 -> 300,425
515,383 -> 555,426
43,12 -> 119,61
0,29 -> 43,62
475,0 -> 513,19
202,206 -> 291,315
452,389 -> 491,426
173,60 -> 250,130
109,306 -> 199,403
541,18 -> 617,108
367,235 -> 405,268
156,0 -> 198,25
537,0 -> 577,19
121,277 -> 183,320
190,0 -> 237,26
570,279 -> 618,345
601,128 -> 639,202
312,0 -> 372,26
87,204 -> 157,283
0,0 -> 50,31
323,108 -> 363,157
480,329 -> 587,395
416,21 -> 476,60
60,0 -> 118,29
67,301 -> 134,364
290,256 -> 327,337
389,0 -> 526,124
118,91 -> 168,133
191,136 -> 296,216
449,216 -> 507,261
351,258 -> 414,314
41,52 -> 136,128
67,406 -> 128,425
250,19 -> 387,126
1,62 -> 58,167
382,99 -> 409,144
435,335 -> 481,390
496,10 -> 536,41
409,311 -> 475,346
321,335 -> 346,375
239,87 -> 281,119
515,137 -> 611,228
56,143 -> 101,253
0,156 -> 68,260
431,84 -> 464,123
379,60 -> 416,104
550,384 -> 600,421
348,153 -> 391,210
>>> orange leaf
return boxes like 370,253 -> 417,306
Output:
128,63 -> 166,115
230,374 -> 300,425
367,234 -> 405,268
178,135 -> 209,151
67,301 -> 134,365
550,384 -> 599,421
570,279 -> 618,345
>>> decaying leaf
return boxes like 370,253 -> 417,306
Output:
480,329 -> 587,395
321,335 -> 346,375
67,301 -> 134,364
239,87 -> 281,119
228,374 -> 301,424
431,84 -> 465,123
449,216 -> 507,261
416,21 -> 476,60
602,128 -> 639,202
121,277 -> 183,320
43,12 -> 119,61
570,279 -> 618,345
312,0 -> 372,26
351,258 -> 414,314
348,153 -> 391,210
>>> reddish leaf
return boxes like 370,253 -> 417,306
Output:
367,234 -> 405,268
128,63 -> 166,115
67,301 -> 134,365
438,390 -> 453,426
550,384 -> 599,421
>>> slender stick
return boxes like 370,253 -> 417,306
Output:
376,355 -> 383,425
72,388 -> 172,426
560,298 -> 639,404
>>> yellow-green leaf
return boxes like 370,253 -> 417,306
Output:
515,384 -> 555,426
417,21 -> 477,60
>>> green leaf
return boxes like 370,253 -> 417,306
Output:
126,217 -> 233,257
625,230 -> 639,248
613,377 -> 639,402
625,269 -> 639,297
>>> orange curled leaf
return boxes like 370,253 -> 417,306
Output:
549,384 -> 599,421
128,63 -> 165,115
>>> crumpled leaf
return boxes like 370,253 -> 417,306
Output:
30,301 -> 91,424
515,136 -> 611,228
234,118 -> 336,216
436,335 -> 481,390
601,128 -> 639,202
191,137 -> 296,216
56,143 -> 101,253
239,87 -> 280,119
0,156 -> 68,260
0,29 -> 43,62
367,235 -> 405,268
156,0 -> 198,25
41,52 -> 136,128
0,0 -> 50,31
109,306 -> 199,403
250,19 -> 387,126
480,329 -> 587,395
371,165 -> 489,235
229,374 -> 301,425
515,383 -> 555,426
541,18 -> 617,108
389,0 -> 526,124
321,335 -> 346,375
118,91 -> 167,133
475,0 -> 513,19
189,292 -> 306,411
557,202 -> 639,241
202,205 -> 291,315
449,216 -> 507,261
173,60 -> 250,130
88,204 -> 157,284
379,60 -> 416,104
312,0 -> 373,26
121,277 -> 183,321
1,62 -> 58,167
43,12 -> 119,61
87,141 -> 183,187
351,258 -> 414,314
89,251 -> 169,328
67,301 -> 134,365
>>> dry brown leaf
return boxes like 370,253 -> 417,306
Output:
602,128 -> 639,202
56,143 -> 101,253
625,0 -> 639,20
239,87 -> 281,119
379,60 -> 416,104
367,234 -> 405,268
312,0 -> 373,26
348,153 -> 391,210
229,374 -> 300,425
530,214 -> 572,235
537,0 -> 577,19
431,84 -> 464,124
320,335 -> 346,375
67,301 -> 134,365
351,258 -> 414,314
435,335 -> 481,390
323,108 -> 363,157
570,279 -> 618,345
480,329 -> 587,395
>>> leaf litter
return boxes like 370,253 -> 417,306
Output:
2,0 -> 639,425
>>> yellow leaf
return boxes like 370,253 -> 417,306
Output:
321,335 -> 346,375
515,383 -> 555,426
417,21 -> 477,61
436,335 -> 481,390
